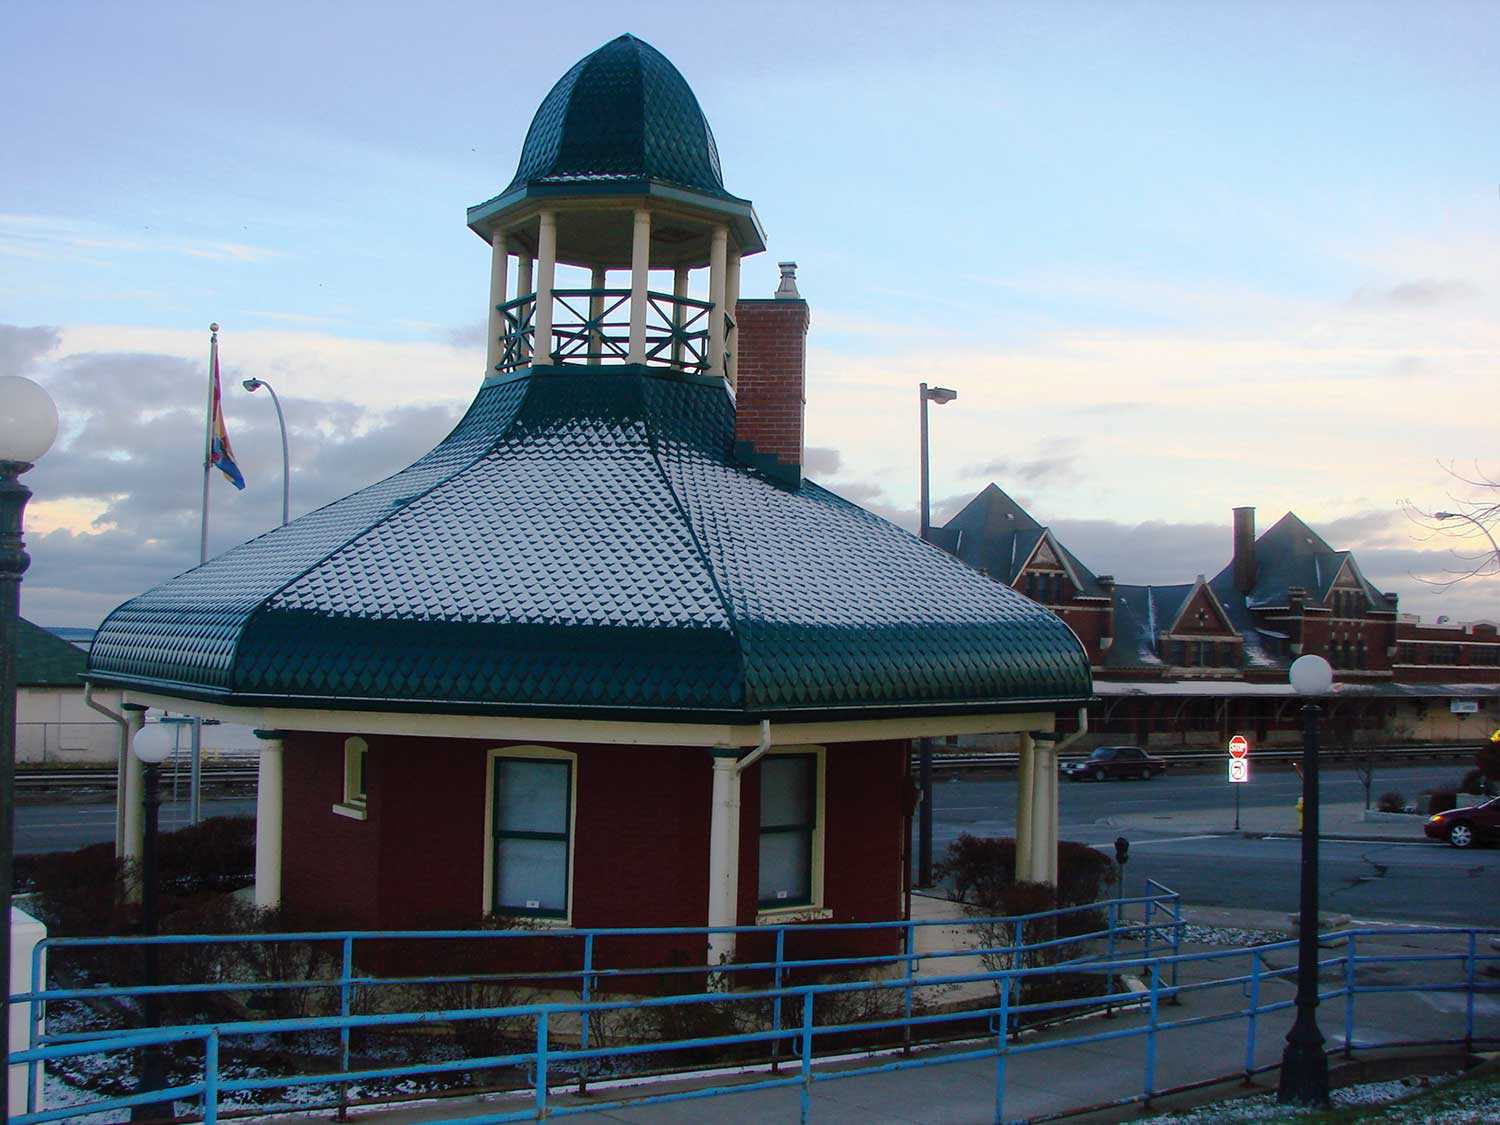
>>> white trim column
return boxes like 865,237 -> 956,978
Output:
671,266 -> 690,367
1015,731 -> 1035,882
534,211 -> 557,364
1032,733 -> 1059,886
486,229 -> 509,374
707,749 -> 742,965
588,266 -> 606,365
628,209 -> 651,363
517,255 -> 534,362
724,247 -> 741,386
254,730 -> 286,909
121,706 -> 146,899
707,225 -> 728,376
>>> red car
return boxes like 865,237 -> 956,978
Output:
1425,796 -> 1500,849
1061,745 -> 1169,782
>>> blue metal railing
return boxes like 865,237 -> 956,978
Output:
17,887 -> 1175,1118
13,891 -> 1494,1123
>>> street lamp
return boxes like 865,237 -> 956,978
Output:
0,374 -> 58,1119
1434,511 -> 1500,570
131,720 -> 173,1120
1278,653 -> 1333,1107
242,378 -> 290,527
916,382 -> 957,888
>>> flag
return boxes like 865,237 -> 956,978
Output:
209,343 -> 245,490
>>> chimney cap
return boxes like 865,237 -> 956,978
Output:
775,261 -> 800,299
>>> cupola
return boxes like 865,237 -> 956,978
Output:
467,35 -> 766,381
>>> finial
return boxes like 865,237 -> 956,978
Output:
775,261 -> 800,300
210,322 -> 220,334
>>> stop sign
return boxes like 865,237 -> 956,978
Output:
1228,734 -> 1249,759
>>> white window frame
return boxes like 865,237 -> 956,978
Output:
332,736 -> 369,821
481,745 -> 578,924
755,745 -> 828,923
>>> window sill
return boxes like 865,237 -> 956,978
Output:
756,906 -> 833,926
331,802 -> 367,821
487,913 -> 574,929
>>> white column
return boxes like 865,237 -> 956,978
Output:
9,906 -> 45,1110
628,209 -> 651,363
724,248 -> 741,387
589,266 -> 607,365
534,211 -> 557,364
1015,732 -> 1035,882
707,750 -> 742,965
671,266 -> 690,367
707,226 -> 728,376
1033,735 -> 1059,887
485,230 -> 509,374
254,732 -> 285,909
121,708 -> 145,892
517,255 -> 535,362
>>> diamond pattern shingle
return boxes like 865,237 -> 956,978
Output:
90,366 -> 1091,717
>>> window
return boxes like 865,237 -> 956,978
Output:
1356,639 -> 1367,669
333,737 -> 369,820
488,751 -> 575,919
758,753 -> 819,909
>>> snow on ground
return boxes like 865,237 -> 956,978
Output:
1147,1071 -> 1482,1123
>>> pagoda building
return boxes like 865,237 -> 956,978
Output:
87,34 -> 1091,963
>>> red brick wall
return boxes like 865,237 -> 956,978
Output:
282,732 -> 382,929
734,298 -> 810,476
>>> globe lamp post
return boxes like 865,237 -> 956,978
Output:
131,720 -> 174,1120
916,382 -> 957,888
0,374 -> 58,1120
1278,653 -> 1333,1107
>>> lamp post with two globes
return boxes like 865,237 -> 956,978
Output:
1278,653 -> 1334,1107
0,374 -> 58,1119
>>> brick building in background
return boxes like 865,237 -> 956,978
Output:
932,485 -> 1499,748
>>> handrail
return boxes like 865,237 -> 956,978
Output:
491,288 -> 727,375
13,919 -> 1496,1124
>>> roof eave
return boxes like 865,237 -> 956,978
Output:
467,181 -> 766,256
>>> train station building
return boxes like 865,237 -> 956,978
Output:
86,35 -> 1093,957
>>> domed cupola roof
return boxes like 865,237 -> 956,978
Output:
506,34 -> 726,197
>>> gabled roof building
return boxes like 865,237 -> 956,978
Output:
87,35 -> 1091,955
935,489 -> 1498,747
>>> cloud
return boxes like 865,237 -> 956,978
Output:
1351,279 -> 1480,309
446,321 -> 489,348
11,324 -> 471,625
0,214 -> 282,266
802,445 -> 842,475
962,442 -> 1080,488
0,324 -> 60,376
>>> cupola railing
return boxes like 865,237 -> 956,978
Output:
496,289 -> 732,376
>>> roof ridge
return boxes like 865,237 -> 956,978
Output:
222,380 -> 535,692
638,381 -> 748,709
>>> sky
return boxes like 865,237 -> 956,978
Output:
3,0 -> 1498,628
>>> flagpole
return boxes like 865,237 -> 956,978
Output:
190,324 -> 219,825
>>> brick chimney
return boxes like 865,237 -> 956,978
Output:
1232,506 -> 1257,594
733,262 -> 809,489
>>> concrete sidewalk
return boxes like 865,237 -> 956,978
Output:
269,918 -> 1494,1124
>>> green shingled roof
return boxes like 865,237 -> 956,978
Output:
88,365 -> 1092,721
17,618 -> 86,687
506,34 -> 728,199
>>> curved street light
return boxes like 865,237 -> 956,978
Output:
916,382 -> 958,889
1434,510 -> 1500,571
243,378 -> 290,526
0,373 -> 59,1122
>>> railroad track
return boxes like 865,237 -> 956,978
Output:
16,765 -> 258,791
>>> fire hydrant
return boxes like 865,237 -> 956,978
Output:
1296,796 -> 1304,833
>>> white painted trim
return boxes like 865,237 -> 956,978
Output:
117,691 -> 1060,748
755,906 -> 833,925
331,803 -> 368,822
752,745 -> 827,915
628,209 -> 651,363
254,739 -> 285,909
342,736 -> 368,810
481,745 -> 579,923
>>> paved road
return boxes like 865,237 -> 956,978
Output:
927,763 -> 1500,927
15,796 -> 255,855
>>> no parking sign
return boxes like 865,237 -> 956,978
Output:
1228,734 -> 1249,782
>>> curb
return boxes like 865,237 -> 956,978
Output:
1249,831 -> 1430,845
